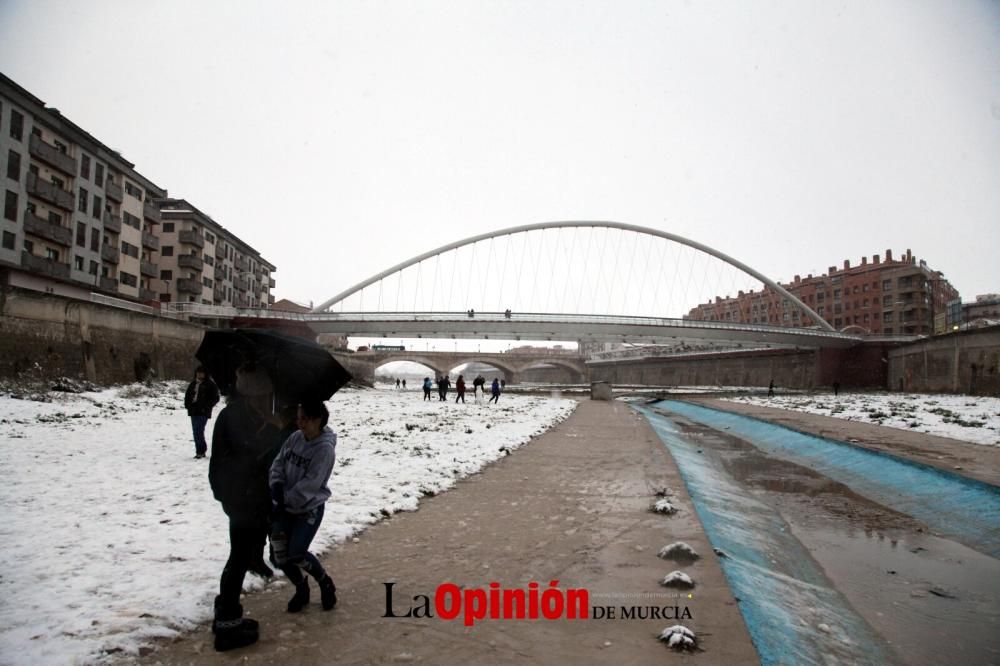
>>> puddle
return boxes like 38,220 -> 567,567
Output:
636,402 -> 1000,665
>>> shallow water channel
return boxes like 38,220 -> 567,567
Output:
636,400 -> 1000,666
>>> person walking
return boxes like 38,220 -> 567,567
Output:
422,377 -> 432,401
455,375 -> 466,403
402,379 -> 407,390
269,400 -> 338,614
439,375 -> 450,401
768,380 -> 775,397
184,365 -> 220,459
489,377 -> 501,404
208,366 -> 284,651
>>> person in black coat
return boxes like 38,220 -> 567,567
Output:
184,366 -> 220,459
207,366 -> 286,652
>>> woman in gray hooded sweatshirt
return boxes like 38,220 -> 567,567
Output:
268,400 -> 338,612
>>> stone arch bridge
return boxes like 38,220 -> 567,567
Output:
328,348 -> 588,386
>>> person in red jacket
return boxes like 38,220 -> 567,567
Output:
455,375 -> 467,403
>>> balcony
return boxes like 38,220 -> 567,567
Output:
103,210 -> 121,233
101,244 -> 120,264
28,134 -> 76,175
178,230 -> 204,248
215,245 -> 225,259
99,276 -> 118,292
235,257 -> 249,272
105,179 -> 123,202
214,266 -> 225,281
26,172 -> 74,211
142,201 -> 161,223
140,260 -> 157,278
213,287 -> 226,302
177,278 -> 202,295
20,251 -> 70,280
139,288 -> 157,302
178,254 -> 204,271
141,231 -> 160,251
234,277 -> 248,291
23,212 -> 72,247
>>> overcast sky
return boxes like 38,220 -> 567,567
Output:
2,0 -> 998,310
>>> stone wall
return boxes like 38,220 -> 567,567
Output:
888,326 -> 1000,395
0,285 -> 205,384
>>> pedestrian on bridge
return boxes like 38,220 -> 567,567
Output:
489,377 -> 501,404
455,375 -> 466,403
422,377 -> 432,401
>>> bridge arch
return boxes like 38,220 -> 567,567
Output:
312,221 -> 833,332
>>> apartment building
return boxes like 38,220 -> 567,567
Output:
1,73 -> 166,303
686,249 -> 960,336
157,198 -> 274,308
1,73 -> 274,310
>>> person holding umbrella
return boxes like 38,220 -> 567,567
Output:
208,364 -> 284,651
269,400 -> 338,612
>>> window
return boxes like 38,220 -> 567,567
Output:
817,305 -> 825,316
834,318 -> 842,327
92,195 -> 102,218
6,150 -> 20,180
48,210 -> 61,224
883,279 -> 891,291
76,221 -> 86,247
74,255 -> 84,270
833,289 -> 841,301
862,283 -> 869,293
205,255 -> 214,266
121,241 -> 139,258
863,299 -> 869,308
203,277 -> 213,288
120,271 -> 137,287
9,110 -> 23,141
816,291 -> 825,301
161,245 -> 173,257
205,232 -> 215,243
45,248 -> 59,261
89,260 -> 98,276
160,269 -> 172,280
122,211 -> 141,229
23,239 -> 33,253
884,327 -> 893,335
4,190 -> 16,220
80,154 -> 90,179
863,314 -> 870,323
88,227 -> 99,251
78,187 -> 88,213
162,222 -> 174,233
883,295 -> 892,305
124,182 -> 143,201
884,312 -> 893,323
95,163 -> 104,185
1,231 -> 14,250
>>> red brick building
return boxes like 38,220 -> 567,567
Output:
686,249 -> 959,336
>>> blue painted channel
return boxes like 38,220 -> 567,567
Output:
635,401 -> 1000,665
655,400 -> 1000,558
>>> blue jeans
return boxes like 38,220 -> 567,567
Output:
273,504 -> 327,584
191,415 -> 209,455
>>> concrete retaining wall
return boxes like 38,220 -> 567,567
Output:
888,327 -> 1000,396
0,285 -> 204,384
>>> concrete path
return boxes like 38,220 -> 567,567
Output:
136,399 -> 757,665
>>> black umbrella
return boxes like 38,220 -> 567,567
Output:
195,328 -> 352,403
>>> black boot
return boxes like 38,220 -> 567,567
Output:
249,559 -> 274,579
213,600 -> 259,652
319,575 -> 337,611
287,580 -> 310,613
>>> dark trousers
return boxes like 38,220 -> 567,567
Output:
423,388 -> 431,400
219,518 -> 268,609
275,505 -> 327,585
191,415 -> 209,455
455,390 -> 465,403
489,392 -> 500,403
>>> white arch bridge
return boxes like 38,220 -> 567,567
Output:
172,221 -> 863,349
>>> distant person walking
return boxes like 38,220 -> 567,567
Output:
402,379 -> 406,390
489,377 -> 501,404
833,381 -> 840,397
184,365 -> 220,459
455,375 -> 466,403
269,400 -> 338,614
422,377 -> 432,401
768,380 -> 775,397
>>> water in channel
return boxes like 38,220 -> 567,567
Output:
635,400 -> 1000,666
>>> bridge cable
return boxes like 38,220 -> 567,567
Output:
638,229 -> 655,314
605,227 -> 625,315
621,230 -> 640,315
481,237 -> 494,310
499,233 -> 511,313
558,224 -> 579,315
575,226 -> 595,314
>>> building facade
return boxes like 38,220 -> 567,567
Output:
686,249 -> 960,337
1,73 -> 274,310
157,199 -> 274,308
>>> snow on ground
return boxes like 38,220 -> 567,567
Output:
723,392 -> 1000,447
0,383 -> 575,665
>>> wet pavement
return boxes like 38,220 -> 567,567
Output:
644,401 -> 1000,666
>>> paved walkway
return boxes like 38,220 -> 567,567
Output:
136,399 -> 757,665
